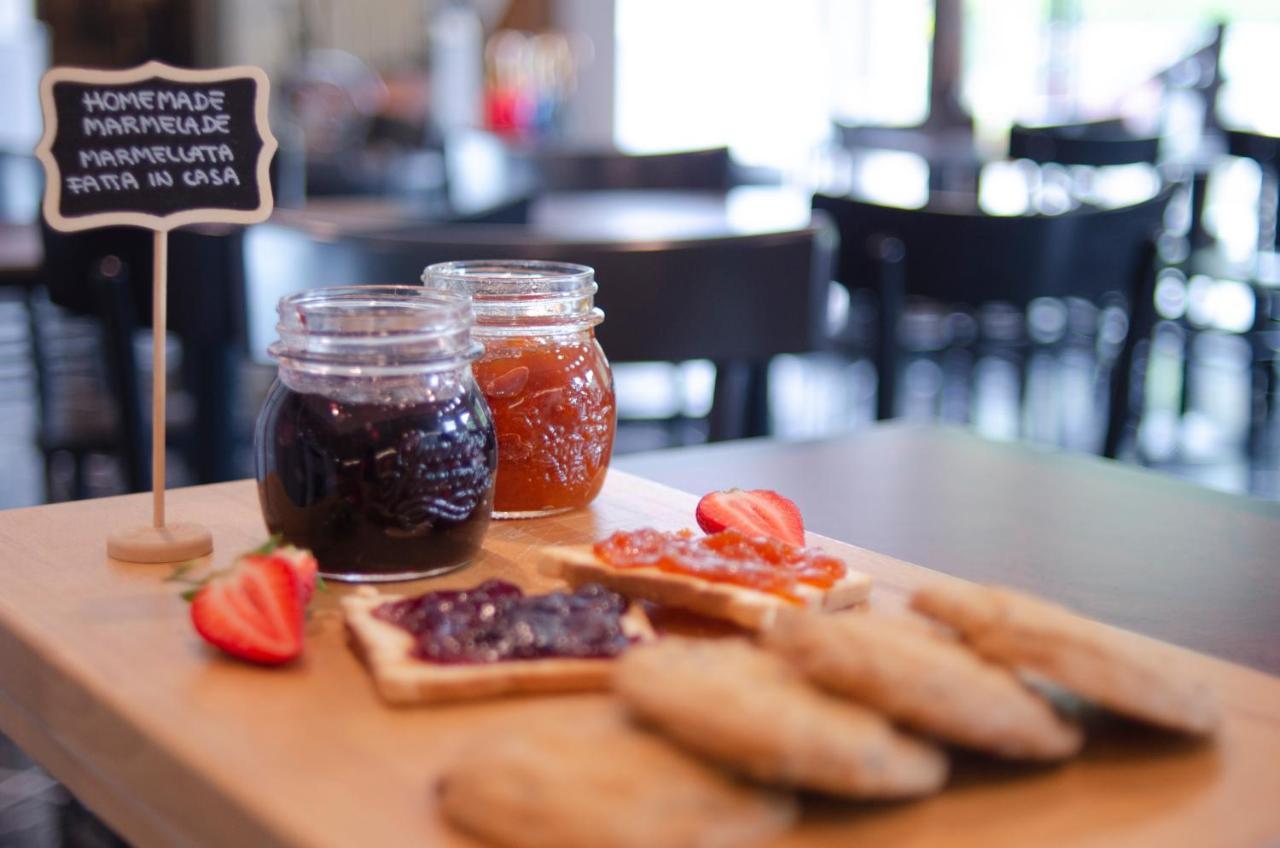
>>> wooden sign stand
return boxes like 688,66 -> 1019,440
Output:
104,226 -> 213,563
35,62 -> 278,563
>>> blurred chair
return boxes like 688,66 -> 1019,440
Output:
28,242 -> 152,497
814,187 -> 1174,457
1008,120 -> 1163,215
1225,129 -> 1280,251
1009,120 -> 1161,168
1157,21 -> 1226,140
1221,128 -> 1280,458
520,146 -> 735,192
244,218 -> 835,441
34,224 -> 242,496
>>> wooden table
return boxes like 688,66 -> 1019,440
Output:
617,424 -> 1280,676
1,464 -> 1279,845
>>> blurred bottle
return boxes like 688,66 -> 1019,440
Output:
429,0 -> 483,134
485,29 -> 531,138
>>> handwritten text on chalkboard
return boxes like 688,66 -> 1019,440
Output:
37,62 -> 277,232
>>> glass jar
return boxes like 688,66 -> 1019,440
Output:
422,260 -> 616,518
253,285 -> 497,582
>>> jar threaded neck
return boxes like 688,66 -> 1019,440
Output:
422,260 -> 602,335
269,285 -> 482,377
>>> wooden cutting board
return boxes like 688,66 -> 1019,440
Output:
0,473 -> 1277,847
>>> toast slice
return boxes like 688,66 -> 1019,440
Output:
538,544 -> 871,631
342,587 -> 655,706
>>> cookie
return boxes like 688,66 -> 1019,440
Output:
910,581 -> 1219,736
438,709 -> 797,848
763,609 -> 1084,759
614,637 -> 948,798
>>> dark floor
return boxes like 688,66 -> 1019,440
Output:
0,736 -> 122,848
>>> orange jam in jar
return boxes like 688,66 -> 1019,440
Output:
424,261 -> 616,518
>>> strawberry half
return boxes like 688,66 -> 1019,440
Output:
270,544 -> 320,604
190,554 -> 304,665
695,489 -> 806,547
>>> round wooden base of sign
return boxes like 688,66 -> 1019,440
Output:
107,523 -> 213,564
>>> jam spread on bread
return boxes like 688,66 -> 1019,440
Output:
593,529 -> 846,602
373,579 -> 633,663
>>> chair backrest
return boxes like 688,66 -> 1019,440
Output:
39,223 -> 245,343
1009,120 -> 1160,167
522,147 -> 734,192
243,217 -> 835,365
812,188 -> 1172,307
1226,129 -> 1280,169
1226,129 -> 1280,250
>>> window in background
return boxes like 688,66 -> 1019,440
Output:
615,0 -> 1280,175
615,0 -> 935,169
615,0 -> 832,167
827,0 -> 931,128
1218,18 -> 1280,134
962,0 -> 1045,145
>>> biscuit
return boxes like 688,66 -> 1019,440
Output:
763,609 -> 1084,759
910,581 -> 1219,736
614,638 -> 948,798
438,709 -> 797,848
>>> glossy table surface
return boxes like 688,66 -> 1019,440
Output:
618,424 -> 1280,675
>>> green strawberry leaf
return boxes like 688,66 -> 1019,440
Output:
164,561 -> 197,583
249,533 -> 285,556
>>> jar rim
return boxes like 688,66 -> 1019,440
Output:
269,284 -> 482,376
423,260 -> 595,298
421,260 -> 602,332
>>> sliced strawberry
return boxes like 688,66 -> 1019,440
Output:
695,489 -> 806,547
270,545 -> 319,604
190,555 -> 304,665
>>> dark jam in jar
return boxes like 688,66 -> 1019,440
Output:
255,384 -> 497,580
256,286 -> 495,582
373,579 -> 634,663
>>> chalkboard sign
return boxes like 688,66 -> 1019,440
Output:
36,61 -> 277,232
33,61 -> 279,563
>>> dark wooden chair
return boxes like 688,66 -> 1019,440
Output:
813,188 -> 1174,457
518,147 -> 735,192
243,217 -> 836,442
33,224 -> 220,496
1008,120 -> 1161,167
1008,121 -> 1163,223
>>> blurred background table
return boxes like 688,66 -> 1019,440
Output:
525,187 -> 812,240
618,423 -> 1280,675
